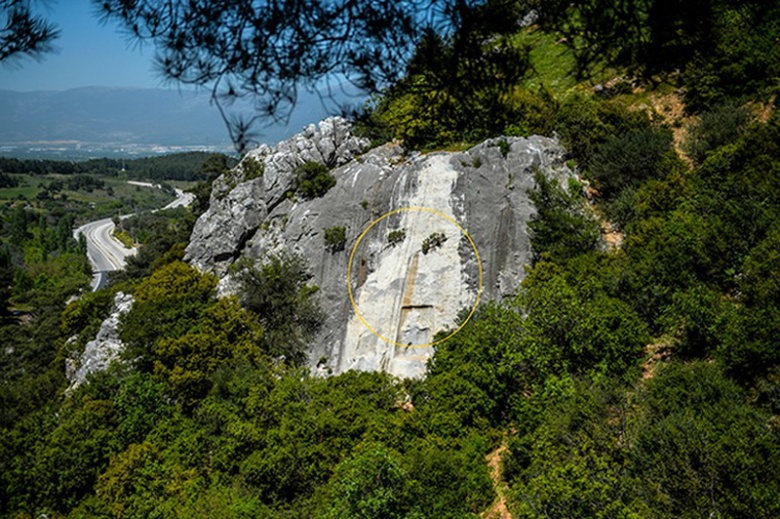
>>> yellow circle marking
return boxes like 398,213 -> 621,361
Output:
346,206 -> 483,348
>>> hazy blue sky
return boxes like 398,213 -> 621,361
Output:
0,0 -> 167,91
0,1 -> 365,147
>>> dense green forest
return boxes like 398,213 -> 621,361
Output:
0,152 -> 236,183
2,0 -> 780,517
0,152 -> 233,232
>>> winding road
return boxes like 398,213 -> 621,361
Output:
74,186 -> 195,291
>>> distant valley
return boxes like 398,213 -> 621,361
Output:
0,86 -> 347,159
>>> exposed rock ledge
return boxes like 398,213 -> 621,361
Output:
185,117 -> 574,379
66,291 -> 134,391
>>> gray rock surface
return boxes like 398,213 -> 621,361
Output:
186,121 -> 574,379
66,291 -> 134,391
186,117 -> 370,276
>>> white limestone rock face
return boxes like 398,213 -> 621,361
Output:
66,291 -> 134,391
186,121 -> 574,379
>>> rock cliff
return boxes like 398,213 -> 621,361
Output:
185,118 -> 573,378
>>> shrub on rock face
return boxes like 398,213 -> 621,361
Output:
294,161 -> 336,199
421,232 -> 447,254
324,226 -> 347,253
528,171 -> 601,264
387,228 -> 406,247
241,157 -> 265,181
234,253 -> 325,365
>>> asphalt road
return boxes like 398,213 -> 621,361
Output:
74,217 -> 137,291
74,185 -> 194,291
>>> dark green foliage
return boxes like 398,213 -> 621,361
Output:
420,257 -> 646,433
589,127 -> 673,198
684,102 -> 752,165
0,202 -> 92,433
117,261 -> 268,411
319,438 -> 494,519
5,5 -> 780,517
294,161 -> 337,200
519,261 -> 649,382
659,283 -> 728,359
505,379 -> 638,519
496,138 -> 510,158
528,171 -> 601,264
350,105 -> 396,149
622,113 -> 780,345
235,253 -> 325,365
717,224 -> 780,382
319,444 -> 413,519
120,261 -> 219,373
422,302 -> 527,431
421,232 -> 446,255
403,437 -> 494,518
505,363 -> 780,518
323,225 -> 346,253
63,174 -> 106,192
373,2 -> 532,149
537,0 -> 779,109
387,228 -> 406,247
0,151 -> 228,182
0,172 -> 18,188
114,371 -> 172,445
632,363 -> 780,518
0,0 -> 60,63
0,246 -> 13,317
554,94 -> 653,170
681,3 -> 780,110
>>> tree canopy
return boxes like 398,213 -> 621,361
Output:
0,0 -> 59,63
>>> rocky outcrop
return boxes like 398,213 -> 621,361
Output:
186,119 -> 574,379
186,117 -> 370,276
66,292 -> 134,391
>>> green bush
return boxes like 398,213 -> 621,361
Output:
421,232 -> 447,254
323,226 -> 347,253
683,102 -> 752,165
496,138 -> 511,158
519,261 -> 649,381
554,94 -> 650,169
502,87 -> 557,137
681,3 -> 780,111
294,161 -> 336,200
241,156 -> 265,181
528,171 -> 601,264
589,127 -> 673,198
387,228 -> 406,247
631,362 -> 780,518
234,253 -> 325,365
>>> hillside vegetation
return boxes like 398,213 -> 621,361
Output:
2,1 -> 780,518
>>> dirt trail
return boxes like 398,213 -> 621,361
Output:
642,339 -> 672,380
482,444 -> 512,519
648,90 -> 695,166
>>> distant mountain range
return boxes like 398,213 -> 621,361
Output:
0,86 -> 355,158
